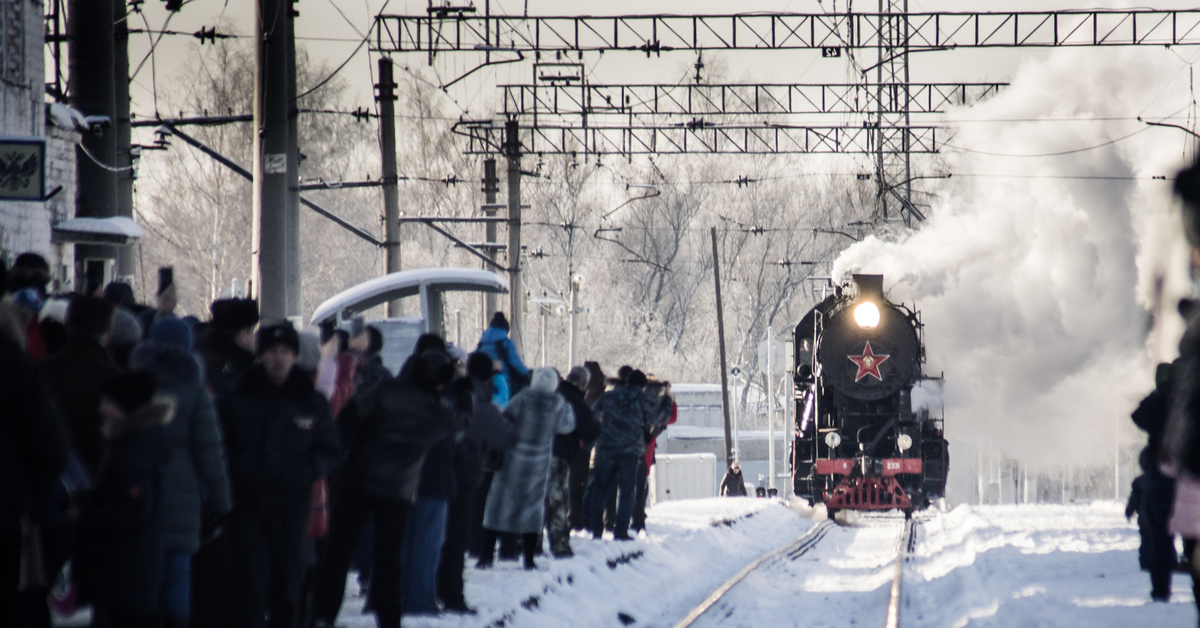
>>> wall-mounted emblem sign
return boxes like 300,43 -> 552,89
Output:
0,137 -> 45,201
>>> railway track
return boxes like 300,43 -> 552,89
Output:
672,513 -> 921,628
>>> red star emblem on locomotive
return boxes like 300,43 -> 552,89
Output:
848,341 -> 890,382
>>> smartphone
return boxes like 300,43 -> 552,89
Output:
158,267 -> 174,296
351,316 -> 365,337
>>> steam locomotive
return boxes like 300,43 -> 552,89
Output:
791,274 -> 948,517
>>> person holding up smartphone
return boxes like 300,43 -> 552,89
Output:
139,267 -> 178,338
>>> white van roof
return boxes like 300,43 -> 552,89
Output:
310,268 -> 509,325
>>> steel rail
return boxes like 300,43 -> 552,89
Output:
671,519 -> 835,628
885,518 -> 919,628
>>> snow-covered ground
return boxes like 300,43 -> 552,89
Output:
324,500 -> 1200,627
906,502 -> 1196,627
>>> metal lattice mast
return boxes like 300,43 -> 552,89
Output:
875,0 -> 914,224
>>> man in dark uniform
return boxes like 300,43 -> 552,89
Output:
220,324 -> 341,628
200,298 -> 259,398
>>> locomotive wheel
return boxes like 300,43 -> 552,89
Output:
826,507 -> 839,520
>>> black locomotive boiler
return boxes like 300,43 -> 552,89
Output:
791,274 -> 948,517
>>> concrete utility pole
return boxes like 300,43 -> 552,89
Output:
481,158 -> 499,322
712,227 -> 734,468
504,120 -> 524,351
252,0 -> 292,322
377,57 -> 401,316
569,274 -> 581,367
69,0 -> 118,291
285,11 -> 301,320
113,0 -> 135,283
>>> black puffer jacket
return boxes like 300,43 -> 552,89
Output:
553,381 -> 601,460
338,376 -> 450,504
0,324 -> 68,522
130,342 -> 232,553
76,400 -> 172,614
219,366 -> 340,504
199,332 -> 255,400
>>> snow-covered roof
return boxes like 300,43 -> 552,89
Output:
46,103 -> 88,132
311,268 -> 509,325
51,216 -> 145,244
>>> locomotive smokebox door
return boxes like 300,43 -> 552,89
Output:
817,275 -> 920,401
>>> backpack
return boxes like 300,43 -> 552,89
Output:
487,339 -> 530,395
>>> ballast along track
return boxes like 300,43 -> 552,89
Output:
673,514 -> 922,628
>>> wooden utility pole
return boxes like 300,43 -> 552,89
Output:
377,57 -> 401,316
712,227 -> 734,468
504,120 -> 524,350
252,0 -> 292,322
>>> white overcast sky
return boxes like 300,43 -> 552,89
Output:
97,0 -> 1200,166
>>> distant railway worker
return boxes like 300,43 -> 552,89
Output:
720,461 -> 748,497
1130,362 -> 1178,601
477,312 -> 530,398
585,369 -> 672,541
1165,160 -> 1200,620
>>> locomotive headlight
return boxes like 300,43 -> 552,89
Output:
897,434 -> 913,452
824,432 -> 842,449
853,301 -> 881,328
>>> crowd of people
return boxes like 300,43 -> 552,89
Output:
0,265 -> 678,628
1130,161 -> 1200,625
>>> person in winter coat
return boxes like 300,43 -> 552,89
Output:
720,462 -> 748,497
464,353 -> 520,557
547,367 -> 601,557
129,319 -> 233,624
76,372 -> 172,628
0,296 -> 68,628
476,312 -> 529,397
633,379 -> 676,532
309,350 -> 455,628
440,352 -> 509,613
218,324 -> 340,628
1129,362 -> 1178,601
569,361 -> 607,531
191,298 -> 257,628
38,295 -> 121,475
584,370 -> 671,541
198,298 -> 258,399
479,368 -> 575,570
353,325 -> 391,394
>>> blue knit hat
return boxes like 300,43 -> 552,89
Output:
150,317 -> 193,352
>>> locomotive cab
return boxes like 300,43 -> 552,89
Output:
792,274 -> 948,515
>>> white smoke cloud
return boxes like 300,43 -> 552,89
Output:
831,48 -> 1193,469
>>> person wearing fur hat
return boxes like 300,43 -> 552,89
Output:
198,298 -> 259,399
75,372 -> 173,628
218,323 -> 340,628
476,312 -> 530,398
130,319 -> 232,626
478,368 -> 575,570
